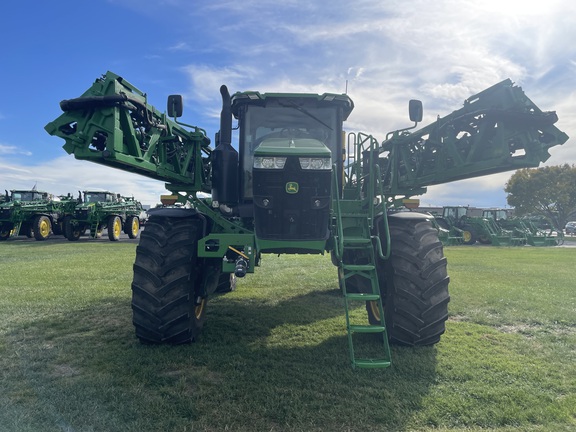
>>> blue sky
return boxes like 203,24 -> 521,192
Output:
1,0 -> 575,207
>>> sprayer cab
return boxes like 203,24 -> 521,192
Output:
222,91 -> 354,250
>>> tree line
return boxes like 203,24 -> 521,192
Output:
505,164 -> 576,229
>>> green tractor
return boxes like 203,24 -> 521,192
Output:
482,209 -> 563,246
45,72 -> 568,368
63,190 -> 143,241
436,206 -> 528,246
0,189 -> 77,241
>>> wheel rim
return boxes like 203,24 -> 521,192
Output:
131,218 -> 139,236
194,298 -> 206,320
114,219 -> 121,237
462,231 -> 472,243
369,301 -> 381,321
39,219 -> 50,238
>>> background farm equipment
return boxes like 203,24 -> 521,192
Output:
63,190 -> 143,241
482,209 -> 563,246
434,206 -> 529,246
45,72 -> 568,368
0,189 -> 77,241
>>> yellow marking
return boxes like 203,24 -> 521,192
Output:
228,246 -> 249,260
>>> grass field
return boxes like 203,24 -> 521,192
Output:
0,240 -> 575,431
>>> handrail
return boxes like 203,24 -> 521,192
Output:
374,163 -> 391,261
331,164 -> 344,262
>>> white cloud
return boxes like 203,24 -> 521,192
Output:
0,144 -> 32,157
14,0 -> 575,210
1,156 -> 170,207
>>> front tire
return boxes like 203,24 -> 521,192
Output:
64,217 -> 82,241
124,215 -> 140,239
131,215 -> 206,344
108,216 -> 122,241
0,223 -> 12,240
461,225 -> 477,245
368,214 -> 450,346
33,215 -> 52,241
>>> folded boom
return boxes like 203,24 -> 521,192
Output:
375,79 -> 569,197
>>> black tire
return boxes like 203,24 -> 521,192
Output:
131,215 -> 206,344
33,215 -> 51,241
108,216 -> 122,241
368,214 -> 450,346
52,220 -> 63,236
461,225 -> 477,245
23,224 -> 33,238
64,217 -> 82,241
124,215 -> 140,239
0,223 -> 12,241
477,235 -> 492,244
215,272 -> 237,293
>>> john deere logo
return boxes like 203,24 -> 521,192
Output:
286,182 -> 299,194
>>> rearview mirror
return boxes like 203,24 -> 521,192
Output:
409,99 -> 423,123
167,95 -> 183,118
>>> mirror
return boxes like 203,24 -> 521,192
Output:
409,99 -> 423,123
167,95 -> 183,118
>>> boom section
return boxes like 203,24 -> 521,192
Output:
44,71 -> 212,192
378,79 -> 569,196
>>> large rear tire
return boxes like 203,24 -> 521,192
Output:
0,223 -> 12,240
368,214 -> 450,346
461,224 -> 477,245
64,217 -> 82,241
125,215 -> 140,239
131,214 -> 206,344
33,215 -> 52,241
108,216 -> 122,241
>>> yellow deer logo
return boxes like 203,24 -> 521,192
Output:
286,182 -> 299,194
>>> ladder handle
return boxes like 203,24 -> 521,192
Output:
331,164 -> 344,262
374,164 -> 391,260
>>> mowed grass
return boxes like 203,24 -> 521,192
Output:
0,240 -> 574,431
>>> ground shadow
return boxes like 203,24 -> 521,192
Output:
3,287 -> 439,431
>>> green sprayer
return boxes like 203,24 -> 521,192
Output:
45,72 -> 568,368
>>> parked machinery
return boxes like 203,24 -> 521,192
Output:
63,190 -> 143,241
45,72 -> 568,368
482,209 -> 563,246
0,189 -> 77,241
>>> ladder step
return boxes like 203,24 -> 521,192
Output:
343,237 -> 372,245
346,293 -> 380,301
342,264 -> 375,271
354,359 -> 391,369
340,213 -> 369,218
349,324 -> 385,333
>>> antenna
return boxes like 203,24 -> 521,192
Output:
345,79 -> 348,94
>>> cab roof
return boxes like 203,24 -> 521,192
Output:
231,91 -> 354,120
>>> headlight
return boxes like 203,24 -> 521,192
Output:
299,157 -> 331,170
254,156 -> 287,169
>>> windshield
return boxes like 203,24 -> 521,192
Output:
241,104 -> 339,198
84,193 -> 113,203
12,192 -> 44,201
444,207 -> 467,219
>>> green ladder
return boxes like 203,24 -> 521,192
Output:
337,201 -> 391,369
10,221 -> 22,238
89,220 -> 100,238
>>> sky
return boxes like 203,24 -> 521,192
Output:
1,0 -> 575,208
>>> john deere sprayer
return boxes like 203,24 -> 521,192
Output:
63,190 -> 143,241
0,189 -> 77,241
45,72 -> 568,368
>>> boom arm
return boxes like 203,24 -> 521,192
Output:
44,71 -> 212,192
46,73 -> 568,201
377,79 -> 569,197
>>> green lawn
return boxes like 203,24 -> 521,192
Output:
0,240 -> 574,431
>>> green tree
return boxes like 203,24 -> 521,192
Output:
505,164 -> 576,229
